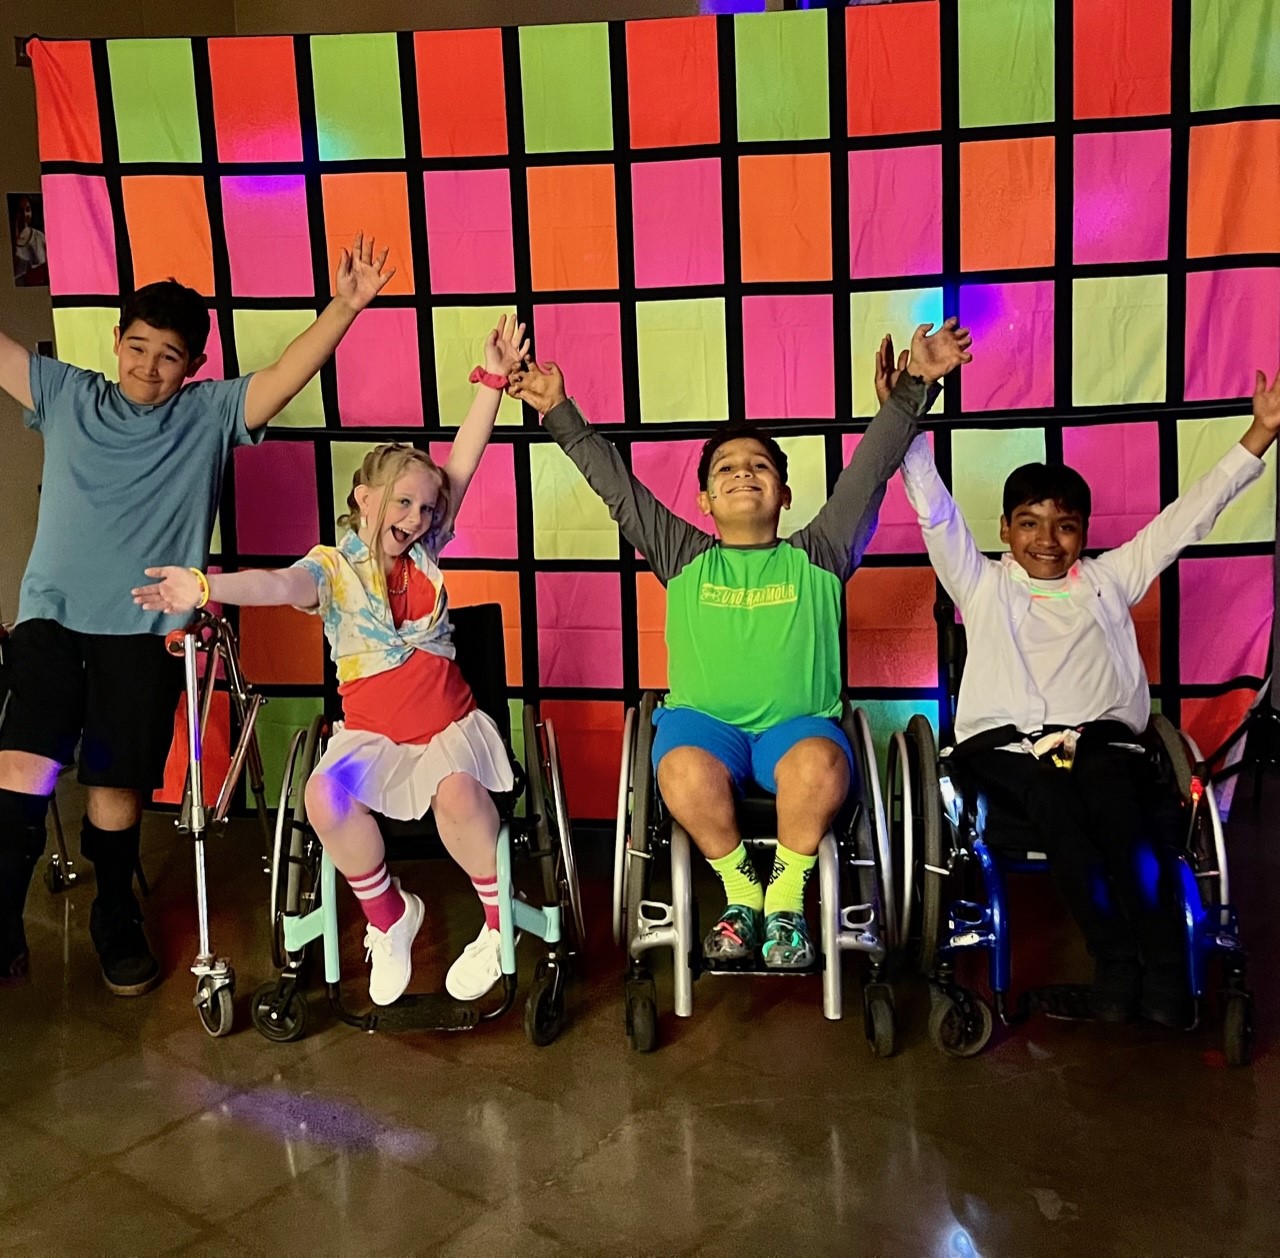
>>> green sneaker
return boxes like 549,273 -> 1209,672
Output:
762,910 -> 815,970
703,904 -> 762,963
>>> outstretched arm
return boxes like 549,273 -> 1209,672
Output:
0,330 -> 33,412
132,566 -> 319,614
243,232 -> 395,430
508,362 -> 711,583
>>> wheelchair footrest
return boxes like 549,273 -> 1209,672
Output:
1011,983 -> 1094,1025
703,956 -> 823,978
372,992 -> 483,1032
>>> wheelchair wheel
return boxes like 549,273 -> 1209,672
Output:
524,961 -> 566,1047
928,987 -> 993,1058
623,694 -> 660,957
543,719 -> 586,951
523,705 -> 559,908
848,707 -> 896,950
196,975 -> 234,1039
269,715 -> 327,972
250,979 -> 310,1043
1223,992 -> 1253,1068
904,715 -> 944,976
612,707 -> 637,947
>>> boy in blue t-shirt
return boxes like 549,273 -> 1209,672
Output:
0,232 -> 394,994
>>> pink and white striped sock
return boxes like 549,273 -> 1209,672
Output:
472,873 -> 501,932
348,863 -> 405,933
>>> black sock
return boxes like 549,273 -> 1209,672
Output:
81,818 -> 141,903
0,788 -> 50,936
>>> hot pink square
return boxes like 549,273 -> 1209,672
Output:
630,438 -> 714,554
842,430 -> 932,555
234,441 -> 320,555
631,157 -> 724,289
1061,423 -> 1160,548
191,310 -> 225,381
1180,555 -> 1272,685
428,440 -> 517,559
958,281 -> 1055,411
1185,268 -> 1280,401
850,146 -> 942,278
742,295 -> 835,419
532,302 -> 624,424
423,169 -> 515,294
536,571 -> 622,688
335,308 -> 423,428
221,175 -> 314,298
43,174 -> 117,295
1073,131 -> 1170,265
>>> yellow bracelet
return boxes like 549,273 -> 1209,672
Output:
189,568 -> 211,609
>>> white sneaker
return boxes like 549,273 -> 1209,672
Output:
445,923 -> 503,1002
363,884 -> 425,1007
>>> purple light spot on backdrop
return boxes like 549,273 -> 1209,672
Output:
700,0 -> 767,11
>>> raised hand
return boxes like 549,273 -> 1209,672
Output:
132,566 -> 201,614
484,314 -> 530,378
507,361 -> 567,416
335,232 -> 396,312
905,316 -> 973,386
1252,366 -> 1280,431
874,333 -> 911,406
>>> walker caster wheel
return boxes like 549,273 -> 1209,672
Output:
1223,992 -> 1253,1068
195,974 -> 234,1038
251,980 -> 309,1043
928,987 -> 993,1058
44,861 -> 67,895
625,976 -> 658,1053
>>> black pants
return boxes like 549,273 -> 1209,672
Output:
958,741 -> 1183,968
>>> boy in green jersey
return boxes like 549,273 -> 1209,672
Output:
508,320 -> 971,966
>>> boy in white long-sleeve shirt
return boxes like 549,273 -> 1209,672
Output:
883,336 -> 1280,1027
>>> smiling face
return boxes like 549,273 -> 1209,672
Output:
355,463 -> 444,565
1000,499 -> 1087,581
112,319 -> 205,406
697,437 -> 791,534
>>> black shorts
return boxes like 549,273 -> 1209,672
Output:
0,618 -> 184,792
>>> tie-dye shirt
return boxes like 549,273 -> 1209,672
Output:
292,528 -> 455,684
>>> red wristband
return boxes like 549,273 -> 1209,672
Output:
469,366 -> 508,390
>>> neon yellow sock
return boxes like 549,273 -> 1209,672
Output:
708,843 -> 764,912
764,845 -> 817,915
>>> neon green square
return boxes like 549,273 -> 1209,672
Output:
1178,416 -> 1277,543
958,0 -> 1055,127
108,40 -> 202,163
233,310 -> 325,428
853,700 -> 940,792
849,289 -> 945,417
1072,276 -> 1167,407
256,696 -> 325,809
1192,0 -> 1280,111
636,298 -> 729,423
952,427 -> 1047,552
52,307 -> 120,380
530,442 -> 619,560
519,24 -> 613,153
775,436 -> 827,540
311,34 -> 405,160
734,11 -> 830,142
329,440 -> 380,533
432,307 -> 523,429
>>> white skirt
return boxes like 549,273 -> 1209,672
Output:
313,709 -> 515,821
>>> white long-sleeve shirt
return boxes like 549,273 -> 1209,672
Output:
900,434 -> 1265,743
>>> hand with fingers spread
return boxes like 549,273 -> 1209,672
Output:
132,566 -> 202,615
903,316 -> 973,387
507,361 -> 567,416
484,314 -> 530,379
336,231 -> 397,312
1241,365 -> 1280,458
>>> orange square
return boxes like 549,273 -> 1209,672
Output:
1133,580 -> 1160,684
1188,121 -> 1280,258
636,571 -> 667,690
846,566 -> 938,689
960,137 -> 1055,271
122,176 -> 215,295
739,154 -> 832,283
30,40 -> 101,163
239,602 -> 326,686
527,165 -> 619,291
321,172 -> 415,296
442,570 -> 523,686
540,699 -> 625,820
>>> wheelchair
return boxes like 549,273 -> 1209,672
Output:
613,692 -> 899,1056
888,599 -> 1253,1066
250,602 -> 585,1048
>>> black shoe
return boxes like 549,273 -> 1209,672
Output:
89,897 -> 160,996
1139,964 -> 1192,1029
1090,956 -> 1142,1022
0,921 -> 29,986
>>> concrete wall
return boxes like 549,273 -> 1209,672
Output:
0,0 -> 736,617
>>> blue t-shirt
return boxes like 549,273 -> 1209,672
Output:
20,356 -> 258,636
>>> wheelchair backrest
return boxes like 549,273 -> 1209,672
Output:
935,595 -> 966,739
447,602 -> 510,742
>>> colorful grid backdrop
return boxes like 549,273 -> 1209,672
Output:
27,1 -> 1280,819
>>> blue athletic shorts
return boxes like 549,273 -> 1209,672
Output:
651,705 -> 855,796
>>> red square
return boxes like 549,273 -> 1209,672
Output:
540,699 -> 625,820
209,37 -> 303,163
415,29 -> 508,157
30,40 -> 101,163
626,17 -> 720,149
1074,0 -> 1170,119
847,3 -> 941,136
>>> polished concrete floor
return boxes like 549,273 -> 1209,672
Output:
1,774 -> 1278,1257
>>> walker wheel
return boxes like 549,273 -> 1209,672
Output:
44,861 -> 67,895
196,975 -> 234,1038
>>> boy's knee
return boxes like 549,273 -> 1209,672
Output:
775,739 -> 848,798
658,746 -> 733,808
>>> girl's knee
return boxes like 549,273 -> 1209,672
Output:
432,772 -> 494,823
304,771 -> 356,831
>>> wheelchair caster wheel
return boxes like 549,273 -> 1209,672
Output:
865,987 -> 896,1058
625,980 -> 658,1053
195,975 -> 234,1038
928,988 -> 993,1058
524,965 -> 565,1047
251,980 -> 310,1043
44,861 -> 67,895
1223,993 -> 1253,1068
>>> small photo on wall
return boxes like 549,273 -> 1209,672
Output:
9,192 -> 48,287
